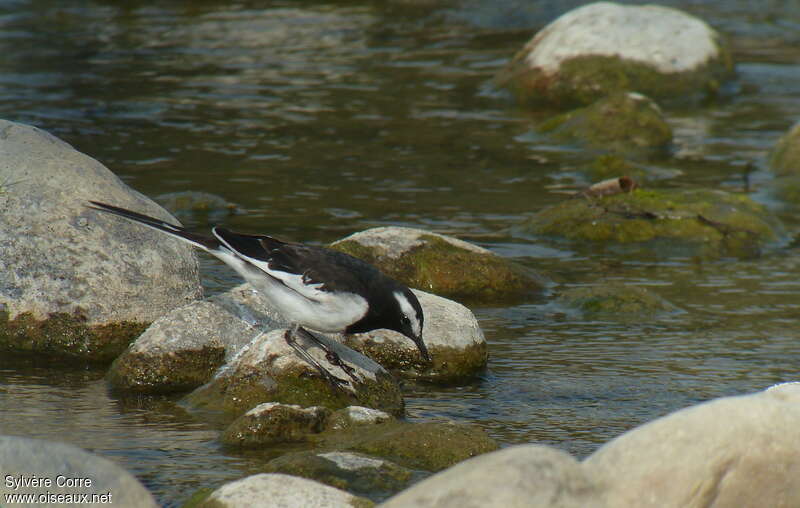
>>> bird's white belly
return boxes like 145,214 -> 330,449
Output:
220,252 -> 368,332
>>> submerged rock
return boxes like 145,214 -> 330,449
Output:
381,444 -> 603,508
221,402 -> 331,447
538,92 -> 672,157
331,227 -> 543,303
0,119 -> 201,362
495,2 -> 734,108
0,435 -> 158,507
342,290 -> 488,383
584,384 -> 800,507
768,121 -> 800,176
263,451 -> 414,501
196,473 -> 373,508
154,190 -> 244,221
182,328 -> 404,418
556,284 -> 680,320
525,188 -> 783,259
317,421 -> 499,473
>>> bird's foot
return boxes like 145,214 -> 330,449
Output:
284,328 -> 353,391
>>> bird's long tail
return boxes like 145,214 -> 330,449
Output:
87,201 -> 222,251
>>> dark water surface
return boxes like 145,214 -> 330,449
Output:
2,0 -> 800,505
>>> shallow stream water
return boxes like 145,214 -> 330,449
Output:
2,1 -> 800,505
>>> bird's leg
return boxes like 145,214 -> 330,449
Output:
284,325 -> 350,390
292,326 -> 360,385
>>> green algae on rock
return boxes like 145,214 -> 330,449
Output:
538,93 -> 672,157
331,227 -> 543,303
0,310 -> 146,363
495,2 -> 734,109
525,188 -> 782,259
556,284 -> 680,320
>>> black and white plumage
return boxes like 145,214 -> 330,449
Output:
87,201 -> 430,383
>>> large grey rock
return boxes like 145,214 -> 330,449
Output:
0,435 -> 157,507
495,2 -> 733,107
583,384 -> 800,508
197,473 -> 373,508
380,444 -> 603,508
342,290 -> 488,383
0,119 -> 201,361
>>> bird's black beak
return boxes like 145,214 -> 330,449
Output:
412,334 -> 431,364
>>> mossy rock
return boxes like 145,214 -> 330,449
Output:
503,54 -> 732,109
0,310 -> 145,363
538,92 -> 672,157
331,227 -> 543,304
220,403 -> 331,447
494,3 -> 734,109
314,421 -> 499,472
261,451 -> 414,500
768,122 -> 800,176
556,284 -> 680,319
107,343 -> 225,394
525,188 -> 783,259
181,329 -> 405,420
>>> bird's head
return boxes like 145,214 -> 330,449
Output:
392,289 -> 430,364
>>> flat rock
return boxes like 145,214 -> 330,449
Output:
196,473 -> 373,508
380,444 -> 603,508
0,119 -> 201,361
495,2 -> 733,107
0,435 -> 158,507
583,384 -> 800,507
183,327 -> 404,418
331,226 -> 544,303
341,290 -> 488,383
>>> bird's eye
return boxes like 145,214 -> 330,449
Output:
401,316 -> 410,325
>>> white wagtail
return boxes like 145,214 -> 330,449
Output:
87,201 -> 430,387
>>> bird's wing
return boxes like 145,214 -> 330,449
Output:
212,228 -> 368,300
